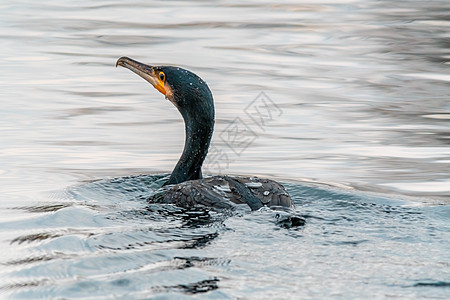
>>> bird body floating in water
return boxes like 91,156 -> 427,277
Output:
116,57 -> 293,211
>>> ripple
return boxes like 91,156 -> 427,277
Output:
10,232 -> 62,245
2,0 -> 450,299
414,281 -> 450,287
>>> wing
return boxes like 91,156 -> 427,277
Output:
223,176 -> 293,209
155,176 -> 293,211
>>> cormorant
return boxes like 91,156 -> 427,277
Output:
116,57 -> 293,211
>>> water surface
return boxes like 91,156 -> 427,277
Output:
0,0 -> 449,299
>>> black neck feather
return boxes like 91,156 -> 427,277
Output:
166,72 -> 215,185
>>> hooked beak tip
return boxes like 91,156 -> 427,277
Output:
116,56 -> 131,68
116,57 -> 122,68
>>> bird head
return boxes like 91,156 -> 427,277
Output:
116,56 -> 215,184
116,57 -> 214,123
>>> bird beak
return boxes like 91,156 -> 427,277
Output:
116,56 -> 167,96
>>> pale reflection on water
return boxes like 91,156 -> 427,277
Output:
1,0 -> 448,198
0,0 -> 449,299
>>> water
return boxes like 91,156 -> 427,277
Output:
0,0 -> 449,298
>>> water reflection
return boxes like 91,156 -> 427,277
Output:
1,0 -> 448,198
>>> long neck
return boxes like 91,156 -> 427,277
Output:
167,116 -> 214,185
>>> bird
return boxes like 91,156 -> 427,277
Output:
116,57 -> 293,211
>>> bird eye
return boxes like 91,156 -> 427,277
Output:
159,72 -> 165,82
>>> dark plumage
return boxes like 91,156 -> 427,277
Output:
158,176 -> 292,210
116,57 -> 293,210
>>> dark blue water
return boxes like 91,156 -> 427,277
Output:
0,0 -> 449,298
1,175 -> 449,299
